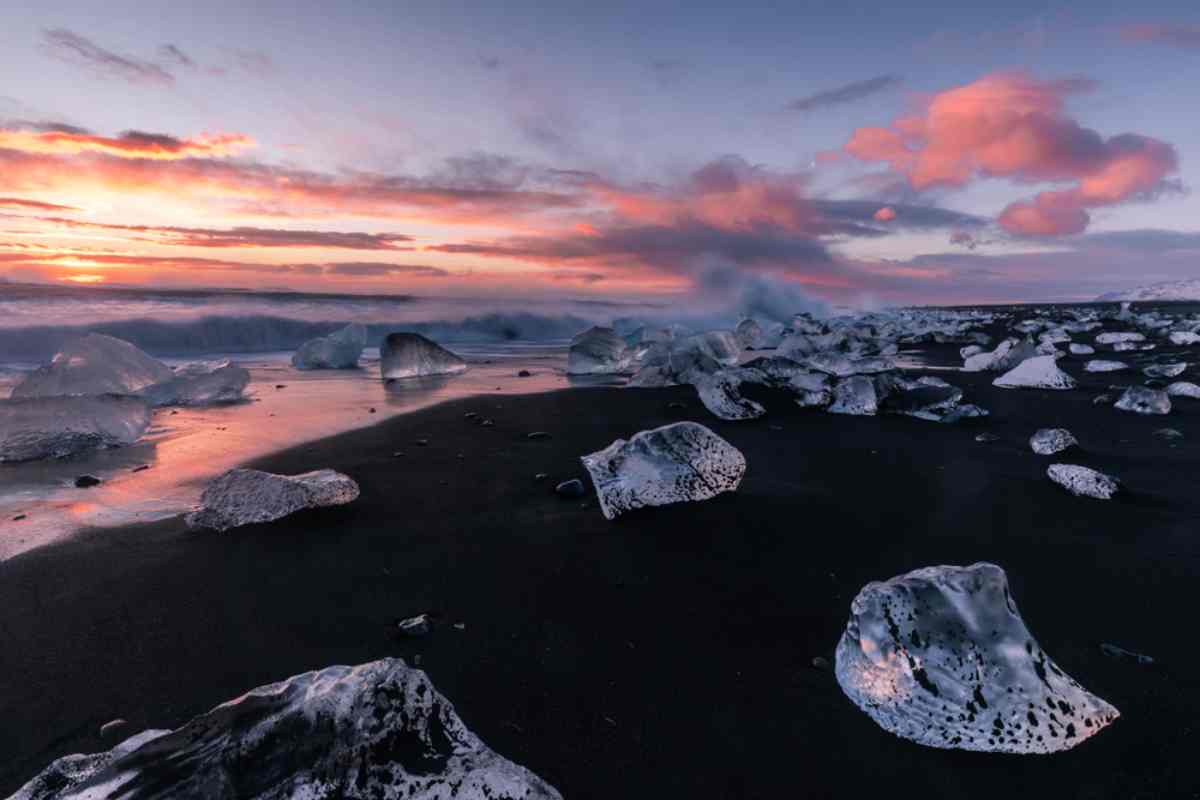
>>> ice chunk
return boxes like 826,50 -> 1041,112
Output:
1168,331 -> 1200,346
10,658 -> 560,800
0,395 -> 151,462
1030,428 -> 1076,455
828,376 -> 879,415
734,318 -> 762,349
291,322 -> 367,369
11,333 -> 173,399
805,352 -> 894,377
1048,464 -> 1121,499
581,421 -> 745,520
1069,343 -> 1095,355
1112,341 -> 1155,352
963,338 -> 1038,372
993,356 -> 1077,390
1114,386 -> 1171,415
1096,331 -> 1144,344
835,562 -> 1119,753
1167,381 -> 1200,399
1084,360 -> 1128,373
690,370 -> 767,421
138,360 -> 250,406
185,468 -> 360,531
566,326 -> 630,375
959,345 -> 985,359
1143,362 -> 1187,378
881,381 -> 963,421
380,332 -> 468,379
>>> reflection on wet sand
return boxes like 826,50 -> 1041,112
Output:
0,348 -> 570,560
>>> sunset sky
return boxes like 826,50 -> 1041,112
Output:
1,1 -> 1198,305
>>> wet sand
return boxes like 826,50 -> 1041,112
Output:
2,349 -> 1199,797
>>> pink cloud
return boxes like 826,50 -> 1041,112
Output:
842,71 -> 1178,235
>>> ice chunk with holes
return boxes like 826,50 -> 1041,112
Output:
10,658 -> 561,800
11,333 -> 173,399
1030,428 -> 1076,455
185,468 -> 360,531
139,360 -> 250,406
291,323 -> 367,369
1114,386 -> 1171,415
380,332 -> 468,379
993,356 -> 1076,390
1048,464 -> 1121,499
0,395 -> 151,462
690,369 -> 766,421
566,326 -> 630,375
581,421 -> 745,520
835,562 -> 1119,754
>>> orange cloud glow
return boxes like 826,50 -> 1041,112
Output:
0,128 -> 255,160
843,72 -> 1178,235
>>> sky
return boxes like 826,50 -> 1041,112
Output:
0,0 -> 1198,306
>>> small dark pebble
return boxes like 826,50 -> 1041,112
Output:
275,384 -> 286,389
481,419 -> 495,427
392,451 -> 405,457
132,465 -> 150,473
368,407 -> 377,413
666,401 -> 687,410
74,475 -> 102,488
974,433 -> 1001,443
811,656 -> 832,671
527,431 -> 551,440
555,479 -> 586,498
415,439 -> 429,447
12,514 -> 26,521
534,472 -> 550,481
170,410 -> 179,415
517,370 -> 532,377
1092,393 -> 1114,406
464,412 -> 479,420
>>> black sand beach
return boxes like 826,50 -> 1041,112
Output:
3,352 -> 1200,798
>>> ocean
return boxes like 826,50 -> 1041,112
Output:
0,284 -> 659,559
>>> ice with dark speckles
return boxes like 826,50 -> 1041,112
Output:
10,658 -> 560,800
835,562 -> 1119,754
581,421 -> 745,520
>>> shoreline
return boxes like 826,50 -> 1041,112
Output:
3,356 -> 1199,797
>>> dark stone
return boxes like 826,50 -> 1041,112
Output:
12,514 -> 25,521
132,465 -> 150,473
534,473 -> 550,481
74,475 -> 102,488
397,614 -> 432,637
527,431 -> 551,440
517,370 -> 532,377
369,407 -> 377,414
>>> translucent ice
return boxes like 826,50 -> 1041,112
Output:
381,332 -> 468,379
1143,362 -> 1187,378
566,326 -> 630,375
185,467 -> 360,531
1084,360 -> 1128,373
963,338 -> 1039,372
0,395 -> 151,462
1096,332 -> 1144,344
828,376 -> 879,415
993,356 -> 1076,390
138,360 -> 250,406
1047,464 -> 1121,499
1069,343 -> 1095,355
581,421 -> 745,520
10,658 -> 561,800
11,333 -> 172,399
1166,381 -> 1200,399
291,322 -> 367,369
690,370 -> 767,421
1168,331 -> 1200,346
1114,386 -> 1171,415
835,562 -> 1119,753
1029,428 -> 1077,455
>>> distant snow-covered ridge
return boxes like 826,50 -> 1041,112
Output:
1097,279 -> 1200,302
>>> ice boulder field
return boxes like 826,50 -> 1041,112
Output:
5,295 -> 1200,799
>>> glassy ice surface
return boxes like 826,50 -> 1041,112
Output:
581,421 -> 746,520
380,332 -> 469,379
835,562 -> 1119,753
0,395 -> 151,463
291,322 -> 368,369
11,333 -> 173,399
